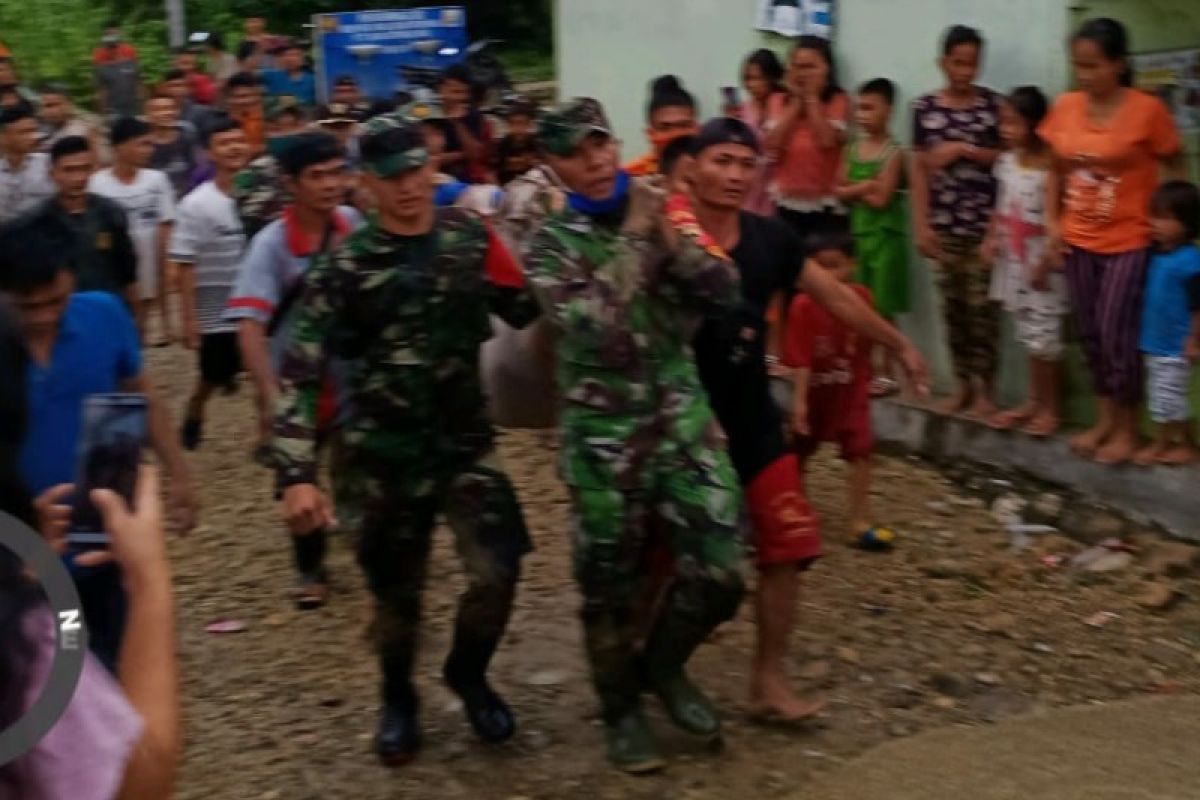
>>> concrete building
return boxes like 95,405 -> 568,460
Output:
556,0 -> 1200,412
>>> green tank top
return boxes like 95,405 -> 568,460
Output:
846,138 -> 907,236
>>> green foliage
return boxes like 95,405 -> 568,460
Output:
0,0 -> 552,108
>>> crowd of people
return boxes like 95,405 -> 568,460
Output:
1,10 -> 1198,796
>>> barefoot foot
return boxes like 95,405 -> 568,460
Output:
1158,444 -> 1199,466
1095,431 -> 1138,465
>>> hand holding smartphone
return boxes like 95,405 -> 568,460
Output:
721,86 -> 741,117
68,394 -> 148,547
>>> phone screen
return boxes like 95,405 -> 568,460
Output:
67,394 -> 148,546
721,86 -> 741,110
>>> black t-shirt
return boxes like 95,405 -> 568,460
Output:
38,195 -> 138,299
694,212 -> 805,481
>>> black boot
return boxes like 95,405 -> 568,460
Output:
444,647 -> 516,744
375,702 -> 421,766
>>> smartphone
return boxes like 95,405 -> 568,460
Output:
67,394 -> 148,547
721,86 -> 741,111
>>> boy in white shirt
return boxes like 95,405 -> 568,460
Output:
89,116 -> 176,343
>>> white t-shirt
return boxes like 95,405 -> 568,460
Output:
87,168 -> 176,299
169,181 -> 246,334
0,152 -> 55,223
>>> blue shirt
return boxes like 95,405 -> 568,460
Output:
20,292 -> 142,494
1141,244 -> 1200,358
262,69 -> 316,107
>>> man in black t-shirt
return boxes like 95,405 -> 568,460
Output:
29,135 -> 137,306
686,117 -> 929,722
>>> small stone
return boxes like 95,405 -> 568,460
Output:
1143,542 -> 1199,578
932,695 -> 957,709
1137,582 -> 1181,612
922,559 -> 975,580
800,660 -> 832,681
887,722 -> 912,738
1063,508 -> 1127,545
969,688 -> 1032,721
1027,493 -> 1065,525
836,647 -> 861,665
990,494 -> 1027,526
974,671 -> 1002,687
1032,642 -> 1055,654
318,697 -> 343,708
980,612 -> 1017,636
926,501 -> 952,515
1084,551 -> 1133,573
525,670 -> 569,687
929,671 -> 970,698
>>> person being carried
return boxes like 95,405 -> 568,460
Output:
171,116 -> 251,451
1135,181 -> 1200,466
836,78 -> 910,397
625,75 -> 699,178
526,99 -> 745,774
982,86 -> 1065,437
271,115 -> 540,765
226,132 -> 364,608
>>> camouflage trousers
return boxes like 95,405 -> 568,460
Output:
932,235 -> 1000,382
334,449 -> 532,709
566,436 -> 747,721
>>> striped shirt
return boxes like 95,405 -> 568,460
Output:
169,181 -> 246,334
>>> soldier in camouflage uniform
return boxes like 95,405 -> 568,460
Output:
524,99 -> 747,773
271,114 -> 540,766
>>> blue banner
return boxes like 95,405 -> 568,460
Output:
314,6 -> 468,101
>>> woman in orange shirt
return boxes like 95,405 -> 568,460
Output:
1041,18 -> 1183,465
766,37 -> 850,248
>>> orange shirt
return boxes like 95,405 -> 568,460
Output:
234,108 -> 266,155
1039,90 -> 1181,254
773,92 -> 849,206
624,152 -> 658,177
92,43 -> 138,65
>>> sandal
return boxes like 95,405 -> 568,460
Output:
854,526 -> 897,552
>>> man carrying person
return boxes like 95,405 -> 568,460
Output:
523,99 -> 745,773
682,118 -> 928,721
92,21 -> 142,120
0,215 -> 197,669
270,114 -> 540,764
32,135 -> 138,305
170,116 -> 251,451
89,117 -> 177,343
226,131 -> 364,607
0,103 -> 55,224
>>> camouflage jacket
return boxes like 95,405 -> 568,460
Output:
233,154 -> 291,240
272,208 -> 540,486
525,192 -> 741,489
497,165 -> 567,257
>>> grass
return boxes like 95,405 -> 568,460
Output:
500,45 -> 555,85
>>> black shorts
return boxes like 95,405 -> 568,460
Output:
199,332 -> 243,388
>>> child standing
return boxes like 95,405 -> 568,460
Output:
495,97 -> 540,186
1135,180 -> 1200,466
983,86 -> 1066,436
784,231 -> 891,549
836,78 -> 909,396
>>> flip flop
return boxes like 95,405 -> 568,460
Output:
988,408 -> 1035,431
855,527 -> 897,552
1021,416 -> 1060,438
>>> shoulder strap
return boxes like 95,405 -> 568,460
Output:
266,219 -> 338,337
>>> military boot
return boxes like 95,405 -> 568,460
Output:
605,709 -> 666,774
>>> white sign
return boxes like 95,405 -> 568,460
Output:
756,0 -> 835,39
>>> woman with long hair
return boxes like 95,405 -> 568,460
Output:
739,48 -> 788,215
1041,17 -> 1183,464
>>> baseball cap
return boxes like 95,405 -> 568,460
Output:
359,113 -> 429,177
537,98 -> 612,157
691,117 -> 762,156
398,97 -> 445,124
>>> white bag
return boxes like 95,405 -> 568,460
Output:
481,317 -> 560,429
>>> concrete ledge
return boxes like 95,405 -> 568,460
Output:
871,400 -> 1200,543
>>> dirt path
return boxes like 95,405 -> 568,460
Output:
143,348 -> 1200,800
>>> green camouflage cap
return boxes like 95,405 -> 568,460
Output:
265,95 -> 304,121
538,97 -> 612,157
359,112 -> 430,177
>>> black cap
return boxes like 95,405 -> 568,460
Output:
691,117 -> 762,156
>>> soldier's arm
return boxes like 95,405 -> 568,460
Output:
657,193 -> 740,314
270,252 -> 343,487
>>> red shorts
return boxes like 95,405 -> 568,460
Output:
745,455 -> 822,567
794,390 -> 873,462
